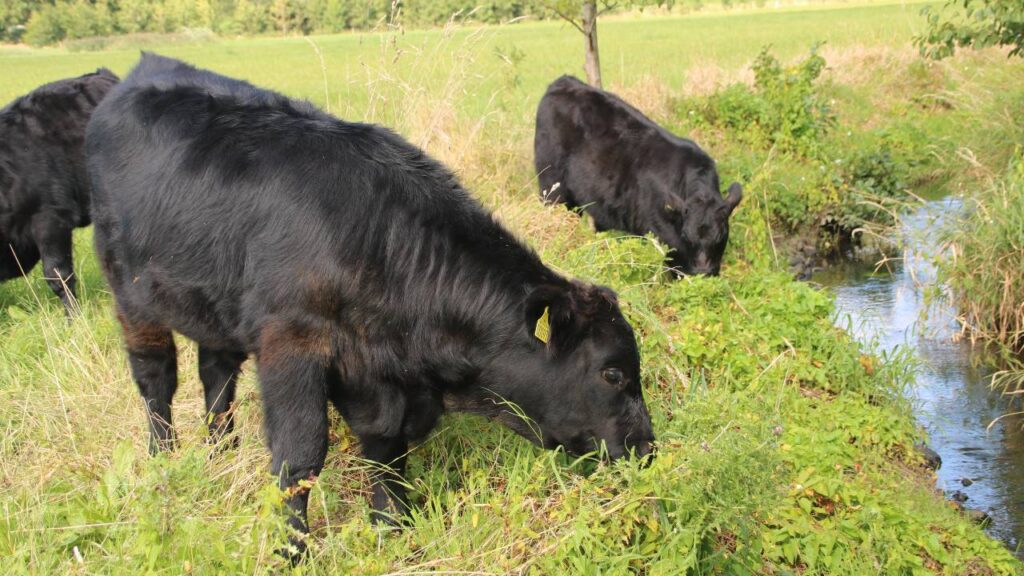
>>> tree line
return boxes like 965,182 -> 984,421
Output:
0,0 -> 578,46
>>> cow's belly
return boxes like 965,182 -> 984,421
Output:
115,264 -> 248,351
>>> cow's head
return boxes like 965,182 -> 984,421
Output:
663,181 -> 742,276
457,282 -> 654,460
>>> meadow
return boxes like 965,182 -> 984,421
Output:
2,1 -> 1024,573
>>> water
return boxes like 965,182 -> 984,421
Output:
813,197 -> 1024,558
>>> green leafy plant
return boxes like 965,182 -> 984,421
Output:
918,0 -> 1024,59
687,45 -> 835,158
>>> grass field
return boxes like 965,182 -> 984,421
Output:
3,1 -> 1024,574
0,1 -> 934,114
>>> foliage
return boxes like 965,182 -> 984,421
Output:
688,45 -> 834,159
918,0 -> 1024,59
830,144 -> 913,235
675,45 -> 915,252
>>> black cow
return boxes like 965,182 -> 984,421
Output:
0,69 -> 119,311
534,75 -> 742,276
86,54 -> 654,549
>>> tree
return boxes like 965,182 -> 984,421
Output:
918,0 -> 1024,59
546,0 -> 671,88
1,0 -> 35,41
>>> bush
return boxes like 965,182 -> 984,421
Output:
834,146 -> 911,232
687,45 -> 835,158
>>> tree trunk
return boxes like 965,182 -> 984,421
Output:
582,0 -> 602,89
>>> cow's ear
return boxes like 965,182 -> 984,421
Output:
524,285 -> 577,355
724,182 -> 743,214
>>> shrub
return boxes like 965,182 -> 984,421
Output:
834,146 -> 911,232
686,45 -> 835,158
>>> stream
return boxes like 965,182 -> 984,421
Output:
812,197 -> 1024,558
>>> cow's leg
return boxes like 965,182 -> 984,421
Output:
119,312 -> 178,453
359,433 -> 410,526
258,341 -> 329,554
30,217 -> 77,313
198,347 -> 246,446
329,380 -> 411,526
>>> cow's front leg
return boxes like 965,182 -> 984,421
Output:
30,217 -> 77,314
359,433 -> 410,526
258,336 -> 329,557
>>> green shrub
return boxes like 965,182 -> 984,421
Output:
832,145 -> 911,233
686,45 -> 835,158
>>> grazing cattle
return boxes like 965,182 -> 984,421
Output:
86,54 -> 654,550
534,75 -> 742,276
0,68 -> 119,311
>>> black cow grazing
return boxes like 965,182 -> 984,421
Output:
86,54 -> 654,550
0,68 -> 119,311
534,75 -> 742,277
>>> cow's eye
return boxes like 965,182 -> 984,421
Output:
601,368 -> 624,386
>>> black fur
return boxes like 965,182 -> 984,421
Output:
86,54 -> 654,548
534,75 -> 742,276
0,68 -> 119,310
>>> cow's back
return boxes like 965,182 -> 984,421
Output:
88,55 -> 355,344
534,76 -> 693,231
88,54 -> 539,350
0,68 -> 119,233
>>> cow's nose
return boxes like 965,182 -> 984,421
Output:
630,437 -> 656,467
635,438 -> 654,457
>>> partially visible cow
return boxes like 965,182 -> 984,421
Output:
86,54 -> 654,552
0,69 -> 120,311
534,75 -> 742,277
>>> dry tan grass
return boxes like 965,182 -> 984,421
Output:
682,64 -> 755,97
608,74 -> 676,123
819,44 -> 919,86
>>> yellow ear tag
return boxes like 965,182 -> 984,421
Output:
534,306 -> 551,344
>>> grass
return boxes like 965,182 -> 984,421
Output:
2,1 -> 1024,573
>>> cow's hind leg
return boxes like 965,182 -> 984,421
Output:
198,347 -> 246,446
119,312 -> 178,453
30,216 -> 77,314
258,327 -> 330,556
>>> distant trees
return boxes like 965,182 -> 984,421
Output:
918,0 -> 1024,59
2,0 -> 566,46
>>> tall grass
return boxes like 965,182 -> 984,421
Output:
940,152 -> 1024,356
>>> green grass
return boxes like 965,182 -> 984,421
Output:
1,1 -> 934,114
2,1 -> 1024,574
